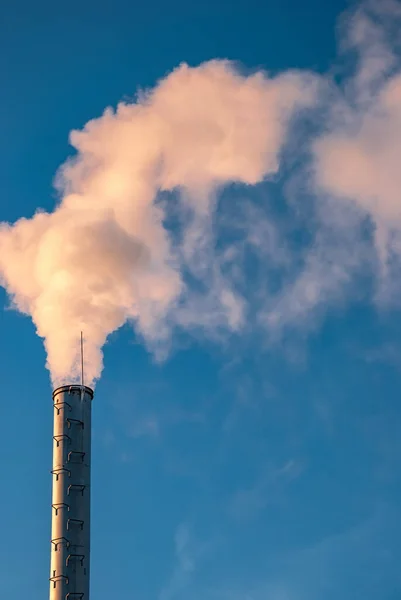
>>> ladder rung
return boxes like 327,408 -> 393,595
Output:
52,503 -> 70,515
53,434 -> 71,447
67,451 -> 85,463
68,484 -> 86,496
51,467 -> 71,480
53,401 -> 72,414
49,574 -> 68,582
51,537 -> 70,550
67,418 -> 84,429
49,574 -> 68,588
66,554 -> 85,566
67,518 -> 84,530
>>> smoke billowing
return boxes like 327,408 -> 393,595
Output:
0,61 -> 315,385
2,1 -> 401,386
312,0 -> 401,300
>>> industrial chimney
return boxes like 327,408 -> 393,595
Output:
49,384 -> 94,600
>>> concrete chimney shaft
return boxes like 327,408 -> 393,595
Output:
49,385 -> 93,600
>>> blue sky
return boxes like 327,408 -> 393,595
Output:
1,0 -> 401,599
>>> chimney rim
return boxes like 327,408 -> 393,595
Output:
52,384 -> 94,399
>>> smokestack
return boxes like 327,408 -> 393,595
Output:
49,385 -> 94,600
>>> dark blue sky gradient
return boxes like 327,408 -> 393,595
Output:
1,1 -> 400,599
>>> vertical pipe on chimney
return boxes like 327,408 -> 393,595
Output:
49,385 -> 93,600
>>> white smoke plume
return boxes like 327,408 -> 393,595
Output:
229,0 -> 401,339
313,0 -> 401,263
269,0 -> 401,330
0,60 -> 316,386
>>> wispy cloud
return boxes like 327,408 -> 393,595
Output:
229,459 -> 304,520
183,503 -> 401,600
231,0 -> 401,347
107,379 -> 205,444
276,503 -> 401,600
128,415 -> 161,440
312,0 -> 401,307
159,523 -> 214,600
